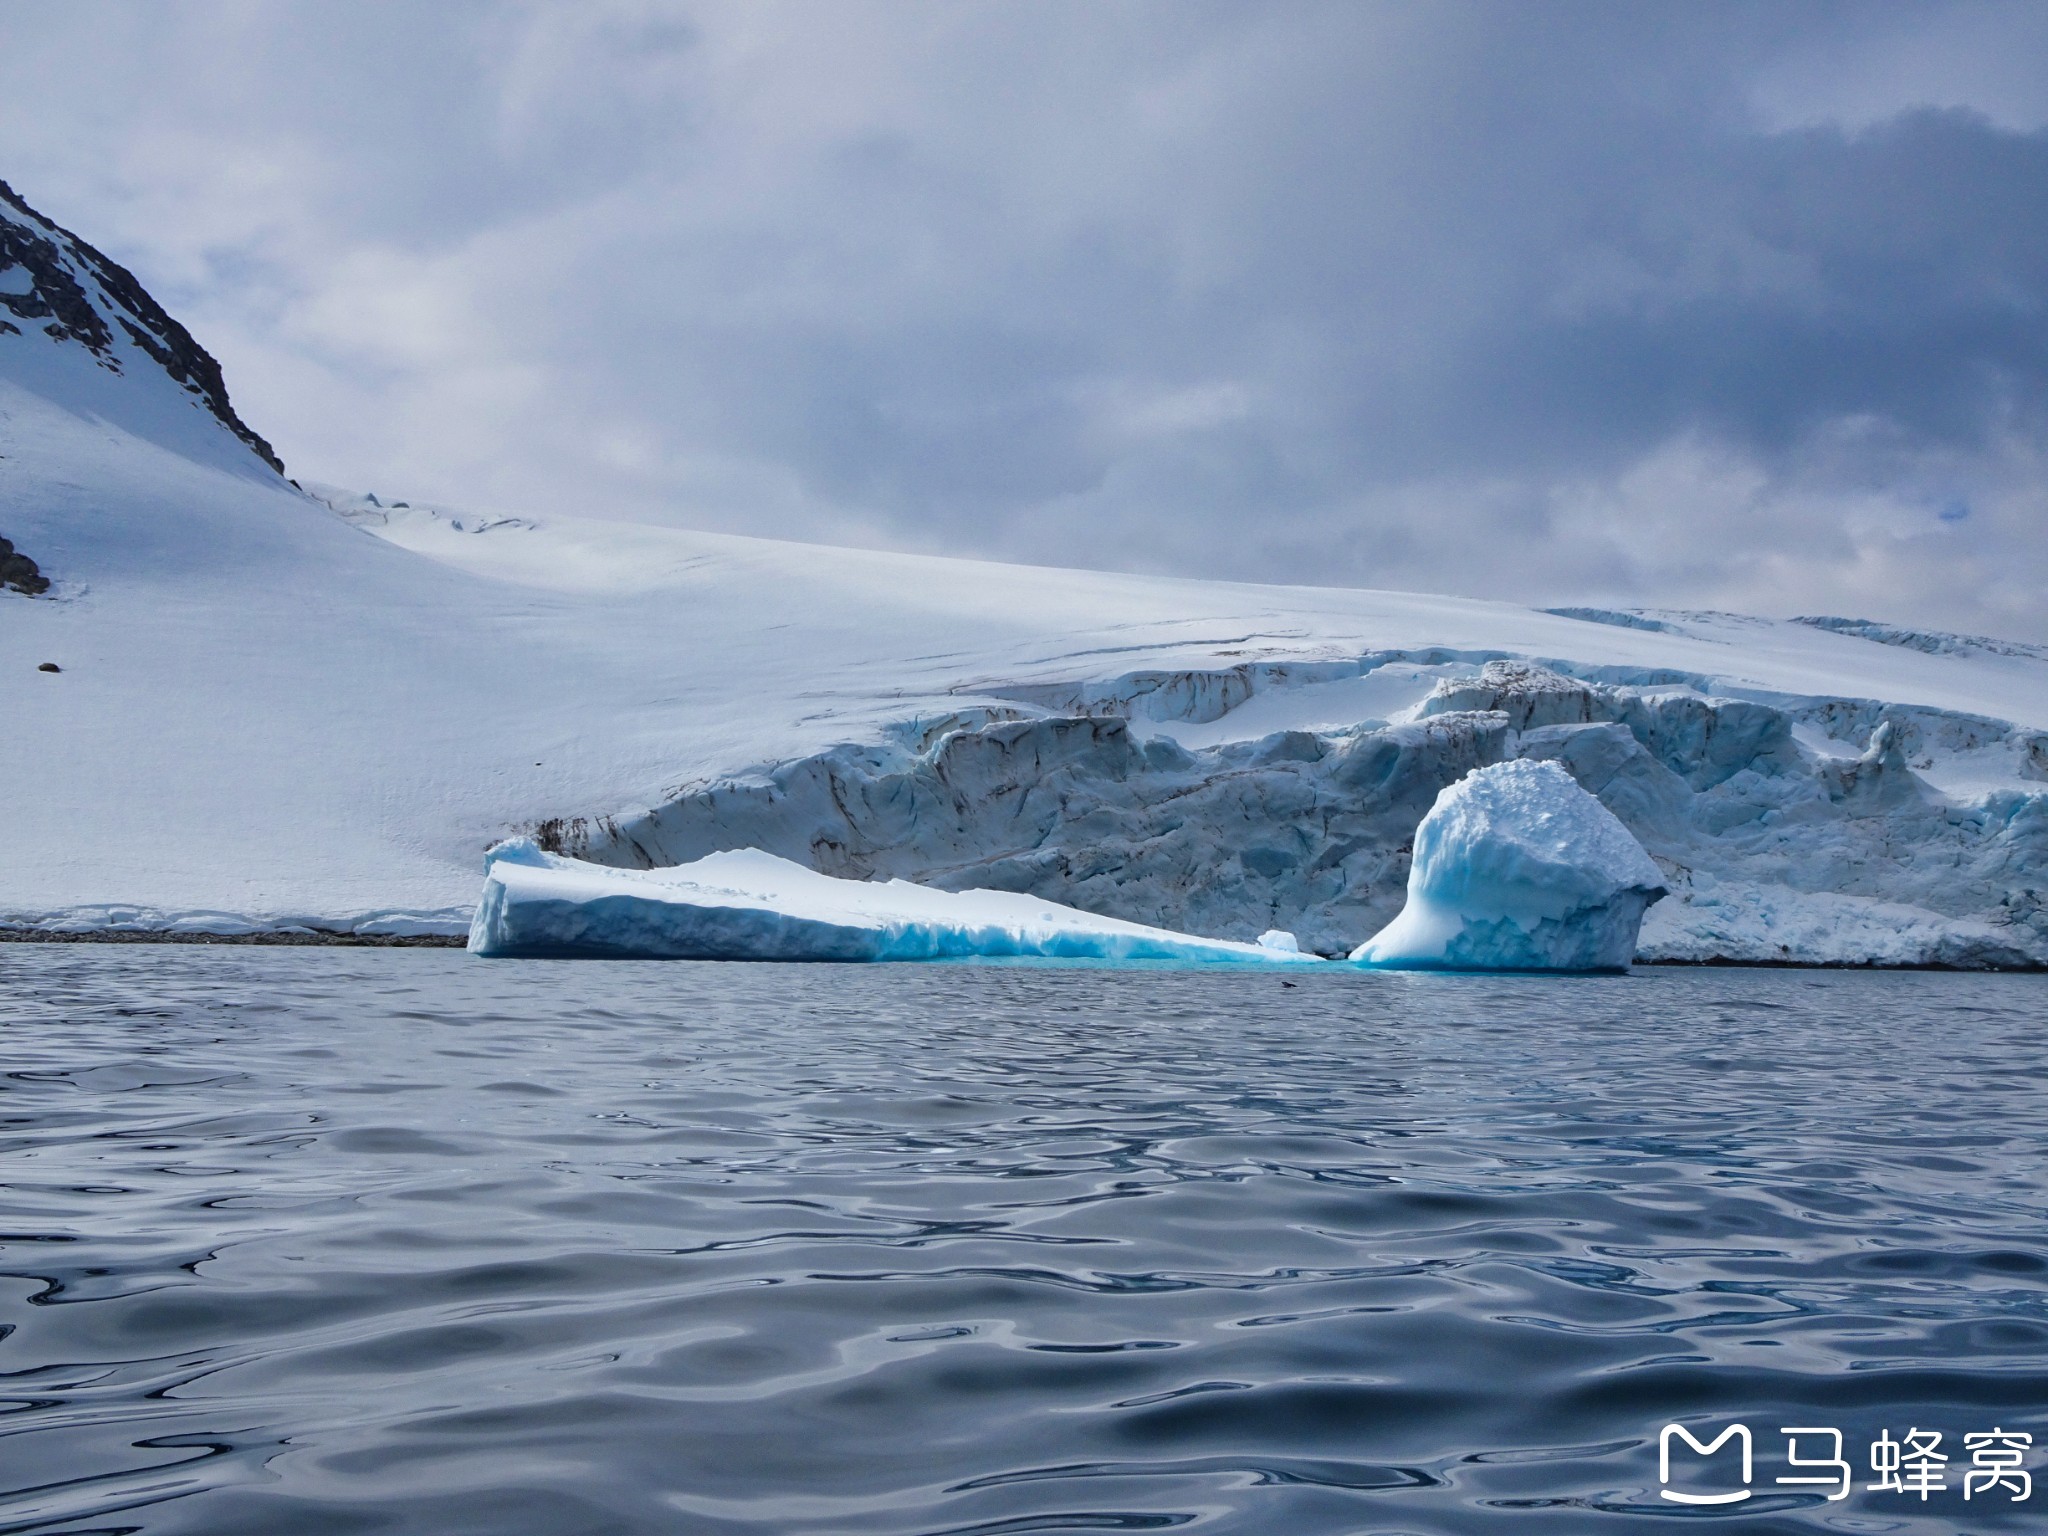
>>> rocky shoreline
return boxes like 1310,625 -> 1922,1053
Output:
0,928 -> 465,947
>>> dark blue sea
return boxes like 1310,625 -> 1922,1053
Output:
1,950 -> 2044,1534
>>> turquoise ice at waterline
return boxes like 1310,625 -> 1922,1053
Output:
467,840 -> 1322,964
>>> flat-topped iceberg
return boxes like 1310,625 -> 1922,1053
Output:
469,840 -> 1324,964
1351,760 -> 1667,972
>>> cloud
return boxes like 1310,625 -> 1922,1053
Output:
0,0 -> 2044,638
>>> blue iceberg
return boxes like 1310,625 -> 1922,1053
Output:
469,840 -> 1325,965
1351,760 -> 1667,973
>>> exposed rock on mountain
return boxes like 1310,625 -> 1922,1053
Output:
0,179 -> 282,474
0,534 -> 47,595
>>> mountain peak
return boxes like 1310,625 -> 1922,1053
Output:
0,178 -> 283,475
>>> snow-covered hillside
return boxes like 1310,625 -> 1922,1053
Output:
3,184 -> 2043,963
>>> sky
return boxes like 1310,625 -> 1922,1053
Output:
2,0 -> 2045,639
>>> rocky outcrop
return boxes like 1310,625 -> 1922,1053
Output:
0,179 -> 283,474
0,534 -> 47,595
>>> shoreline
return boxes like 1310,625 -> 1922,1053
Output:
2,928 -> 2041,970
0,928 -> 467,948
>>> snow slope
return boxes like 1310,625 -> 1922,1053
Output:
3,185 -> 2044,963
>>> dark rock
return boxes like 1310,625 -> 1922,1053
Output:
37,662 -> 59,673
0,534 -> 49,595
0,927 -> 466,947
0,179 -> 284,475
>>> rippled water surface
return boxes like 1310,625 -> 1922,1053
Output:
2,951 -> 2045,1534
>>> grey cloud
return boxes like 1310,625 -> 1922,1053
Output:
0,0 -> 2043,637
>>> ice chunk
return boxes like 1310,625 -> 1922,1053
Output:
469,840 -> 1324,964
1256,929 -> 1302,953
1350,760 -> 1667,972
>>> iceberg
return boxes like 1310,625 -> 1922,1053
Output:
468,840 -> 1324,964
1350,760 -> 1667,972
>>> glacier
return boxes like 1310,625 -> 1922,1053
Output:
1350,760 -> 1666,972
468,840 -> 1320,965
533,659 -> 2046,968
4,180 -> 2047,967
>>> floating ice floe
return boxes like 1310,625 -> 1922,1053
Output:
468,840 -> 1325,964
1351,759 -> 1667,972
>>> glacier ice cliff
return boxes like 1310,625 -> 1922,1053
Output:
533,655 -> 2046,969
1350,760 -> 1666,972
468,839 -> 1320,964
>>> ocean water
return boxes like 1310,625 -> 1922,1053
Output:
1,950 -> 2044,1535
